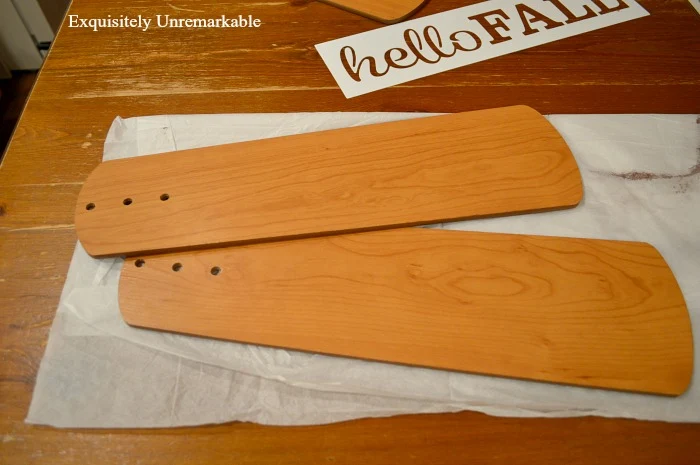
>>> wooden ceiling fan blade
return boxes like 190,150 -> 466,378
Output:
119,228 -> 693,396
317,0 -> 429,24
76,105 -> 583,257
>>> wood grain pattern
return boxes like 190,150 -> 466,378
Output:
318,0 -> 428,23
75,105 -> 583,257
120,228 -> 693,396
2,0 -> 700,462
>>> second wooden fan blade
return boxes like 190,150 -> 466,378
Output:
76,106 -> 583,257
119,229 -> 693,396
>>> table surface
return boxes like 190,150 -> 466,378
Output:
1,0 -> 699,463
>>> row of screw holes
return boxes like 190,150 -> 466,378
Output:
134,259 -> 221,276
85,193 -> 169,211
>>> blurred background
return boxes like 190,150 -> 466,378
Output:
1,0 -> 70,159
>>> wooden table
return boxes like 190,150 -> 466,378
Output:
1,0 -> 699,463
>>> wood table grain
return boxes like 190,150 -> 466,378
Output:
0,0 -> 698,463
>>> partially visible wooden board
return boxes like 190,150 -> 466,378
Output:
76,105 -> 583,257
318,0 -> 428,23
119,228 -> 693,396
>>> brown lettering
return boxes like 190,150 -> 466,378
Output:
404,28 -> 441,64
424,25 -> 458,58
591,0 -> 629,14
339,25 -> 484,82
449,30 -> 482,52
384,47 -> 418,69
340,46 -> 389,82
544,0 -> 598,23
515,3 -> 564,35
469,9 -> 513,44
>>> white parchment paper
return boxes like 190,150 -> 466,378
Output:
27,112 -> 700,427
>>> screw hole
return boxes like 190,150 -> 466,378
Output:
210,266 -> 221,276
135,259 -> 145,268
172,262 -> 182,272
123,198 -> 133,206
86,203 -> 95,211
160,193 -> 170,201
